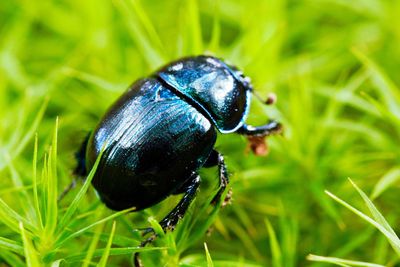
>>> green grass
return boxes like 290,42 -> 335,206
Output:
1,0 -> 400,266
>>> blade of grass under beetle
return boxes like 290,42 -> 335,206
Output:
98,221 -> 116,267
181,188 -> 225,250
56,207 -> 134,248
82,208 -> 105,267
65,247 -> 164,263
57,144 -> 105,231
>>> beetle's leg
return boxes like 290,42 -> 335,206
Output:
134,174 -> 200,267
236,120 -> 283,137
204,150 -> 231,205
58,133 -> 90,202
139,174 -> 200,236
74,133 -> 90,176
159,174 -> 200,231
203,149 -> 219,168
58,178 -> 77,202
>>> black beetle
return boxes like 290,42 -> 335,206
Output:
75,55 -> 281,239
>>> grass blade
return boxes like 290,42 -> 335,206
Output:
371,168 -> 400,199
326,185 -> 400,257
0,98 -> 48,171
56,207 -> 134,247
204,242 -> 214,267
0,197 -> 36,234
5,153 -> 35,222
348,179 -> 400,256
0,250 -> 26,267
32,134 -> 43,229
62,67 -> 122,92
98,221 -> 116,267
353,49 -> 400,118
50,259 -> 64,267
20,222 -> 40,267
44,118 -> 59,237
186,0 -> 203,54
266,219 -> 282,267
130,0 -> 164,53
307,254 -> 386,267
113,0 -> 165,67
82,208 -> 105,267
207,0 -> 220,52
64,247 -> 163,263
0,237 -> 24,255
57,145 -> 105,231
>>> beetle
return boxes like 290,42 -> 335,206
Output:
75,55 -> 281,240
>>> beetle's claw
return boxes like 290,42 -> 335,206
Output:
134,253 -> 143,267
133,231 -> 158,267
140,234 -> 158,247
222,188 -> 233,207
135,227 -> 155,236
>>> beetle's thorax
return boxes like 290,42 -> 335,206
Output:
156,56 -> 251,133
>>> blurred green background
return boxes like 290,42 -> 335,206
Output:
1,0 -> 400,266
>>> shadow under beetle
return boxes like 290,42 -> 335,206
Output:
75,55 -> 282,262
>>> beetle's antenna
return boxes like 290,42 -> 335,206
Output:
252,90 -> 277,106
252,90 -> 265,103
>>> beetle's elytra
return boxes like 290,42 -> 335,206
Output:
75,55 -> 282,233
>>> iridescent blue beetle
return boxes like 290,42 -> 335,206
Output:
76,55 -> 281,234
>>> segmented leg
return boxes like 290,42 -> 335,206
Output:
204,150 -> 230,205
236,120 -> 282,137
59,133 -> 90,202
74,133 -> 90,176
159,174 -> 200,231
134,174 -> 200,267
57,178 -> 77,202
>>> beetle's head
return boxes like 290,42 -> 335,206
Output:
156,55 -> 253,133
224,63 -> 254,92
225,61 -> 277,106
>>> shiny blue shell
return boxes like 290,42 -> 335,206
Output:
85,56 -> 253,211
157,56 -> 251,133
86,78 -> 217,210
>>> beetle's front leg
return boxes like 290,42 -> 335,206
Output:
236,120 -> 282,137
